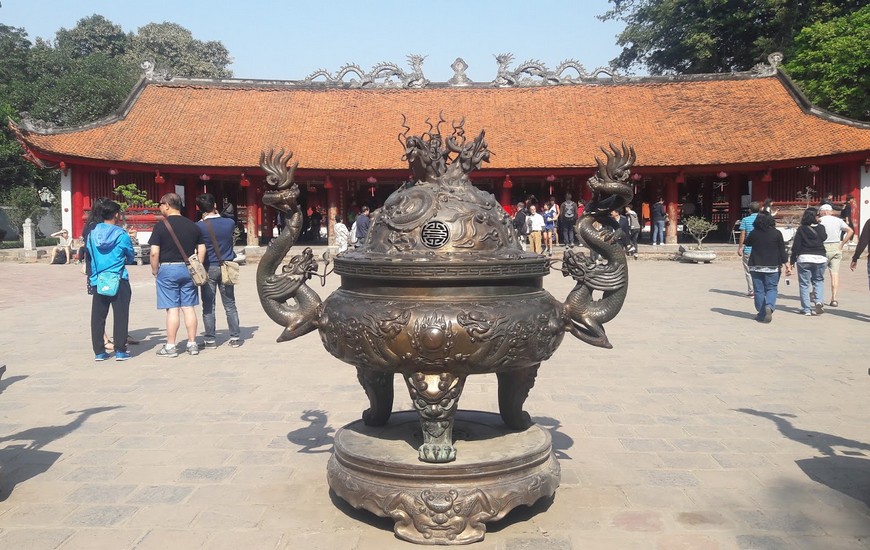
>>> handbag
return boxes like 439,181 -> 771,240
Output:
162,219 -> 208,286
87,234 -> 120,296
95,271 -> 121,296
204,219 -> 240,286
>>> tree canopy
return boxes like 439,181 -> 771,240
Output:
0,15 -> 233,194
600,0 -> 869,120
784,5 -> 870,120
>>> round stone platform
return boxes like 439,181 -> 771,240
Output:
327,410 -> 560,545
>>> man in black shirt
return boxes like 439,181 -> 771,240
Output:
196,193 -> 242,349
355,206 -> 371,247
148,193 -> 206,357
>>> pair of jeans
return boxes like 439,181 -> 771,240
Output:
797,262 -> 825,313
651,220 -> 665,244
91,279 -> 131,354
561,220 -> 576,247
750,271 -> 780,318
200,264 -> 240,340
629,229 -> 640,254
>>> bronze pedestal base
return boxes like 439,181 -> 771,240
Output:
327,410 -> 560,545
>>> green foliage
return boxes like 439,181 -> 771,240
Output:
601,1 -> 865,74
0,238 -> 56,249
2,185 -> 42,231
784,5 -> 870,120
125,22 -> 232,79
113,183 -> 157,211
55,14 -> 129,58
684,216 -> 717,249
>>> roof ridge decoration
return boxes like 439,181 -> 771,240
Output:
750,52 -> 784,77
491,53 -> 622,86
300,54 -> 623,88
141,60 -> 174,82
305,54 -> 430,88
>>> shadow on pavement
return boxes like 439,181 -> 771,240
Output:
533,415 -> 574,460
0,405 -> 123,502
0,373 -> 27,396
286,409 -> 335,453
735,408 -> 870,508
710,307 -> 757,320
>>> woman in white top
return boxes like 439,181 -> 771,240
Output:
334,217 -> 350,253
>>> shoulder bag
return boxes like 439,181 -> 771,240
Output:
204,219 -> 240,285
162,218 -> 208,286
87,236 -> 120,296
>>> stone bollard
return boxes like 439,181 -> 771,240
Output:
21,218 -> 44,261
22,218 -> 36,250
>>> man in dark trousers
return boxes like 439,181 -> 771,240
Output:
512,201 -> 529,251
560,193 -> 578,248
149,193 -> 206,357
354,206 -> 371,247
196,194 -> 242,349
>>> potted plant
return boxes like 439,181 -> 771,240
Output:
677,216 -> 718,263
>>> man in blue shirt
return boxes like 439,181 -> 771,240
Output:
354,206 -> 371,247
737,201 -> 761,297
196,194 -> 242,349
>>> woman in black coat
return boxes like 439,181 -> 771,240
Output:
745,212 -> 790,323
789,207 -> 828,315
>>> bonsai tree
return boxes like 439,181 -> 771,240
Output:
684,216 -> 717,250
114,183 -> 157,211
796,186 -> 816,208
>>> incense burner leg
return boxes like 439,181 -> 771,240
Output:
356,368 -> 394,426
405,372 -> 466,463
497,365 -> 540,430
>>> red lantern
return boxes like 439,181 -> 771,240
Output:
154,171 -> 165,185
367,176 -> 377,184
503,175 -> 513,189
631,172 -> 642,181
199,174 -> 211,181
240,172 -> 250,187
717,171 -> 728,179
324,176 -> 333,190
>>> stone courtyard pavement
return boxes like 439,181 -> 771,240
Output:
0,255 -> 868,550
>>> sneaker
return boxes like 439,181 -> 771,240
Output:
763,305 -> 774,323
814,302 -> 824,316
187,342 -> 200,356
229,338 -> 242,349
115,351 -> 131,361
204,340 -> 217,350
95,353 -> 111,362
156,346 -> 178,358
804,311 -> 813,316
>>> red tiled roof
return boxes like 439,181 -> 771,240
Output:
16,73 -> 870,171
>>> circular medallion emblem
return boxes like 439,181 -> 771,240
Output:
421,220 -> 450,249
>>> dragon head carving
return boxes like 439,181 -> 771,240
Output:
585,142 -> 635,216
259,148 -> 300,214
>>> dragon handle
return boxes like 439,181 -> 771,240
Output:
561,143 -> 635,349
256,148 -> 323,342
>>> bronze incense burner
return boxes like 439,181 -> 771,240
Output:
257,117 -> 634,543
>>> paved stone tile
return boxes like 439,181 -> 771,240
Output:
62,505 -> 138,527
0,528 -> 74,550
57,528 -> 145,550
65,484 -> 136,504
126,485 -> 193,505
2,260 -> 869,548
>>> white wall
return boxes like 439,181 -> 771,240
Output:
60,169 -> 72,234
861,166 -> 870,232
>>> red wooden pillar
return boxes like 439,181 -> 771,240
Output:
500,175 -> 514,211
71,166 -> 89,237
664,176 -> 679,244
728,173 -> 742,229
184,180 -> 198,219
844,161 -> 861,239
246,181 -> 258,246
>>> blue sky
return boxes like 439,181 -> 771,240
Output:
1,0 -> 627,82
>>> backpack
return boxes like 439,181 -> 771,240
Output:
561,201 -> 577,219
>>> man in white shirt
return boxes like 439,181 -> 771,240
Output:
818,203 -> 854,306
527,204 -> 545,254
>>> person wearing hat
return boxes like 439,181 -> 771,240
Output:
818,203 -> 853,307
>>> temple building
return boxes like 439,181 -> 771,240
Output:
10,54 -> 870,245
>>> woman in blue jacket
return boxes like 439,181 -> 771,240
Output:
88,201 -> 134,361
